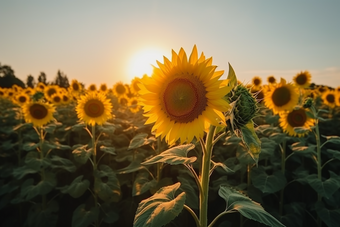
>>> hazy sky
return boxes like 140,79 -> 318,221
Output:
1,1 -> 339,88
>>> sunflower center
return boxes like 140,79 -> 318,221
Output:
163,77 -> 206,123
116,84 -> 126,94
53,96 -> 61,103
29,104 -> 48,120
326,94 -> 335,103
18,96 -> 27,103
89,85 -> 96,91
287,109 -> 307,127
47,88 -> 57,97
253,78 -> 261,86
84,99 -> 105,118
72,83 -> 79,91
63,95 -> 69,102
272,86 -> 291,107
296,75 -> 307,85
268,77 -> 276,84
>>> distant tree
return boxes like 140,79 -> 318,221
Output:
0,63 -> 25,88
26,75 -> 35,88
37,72 -> 47,85
53,70 -> 69,88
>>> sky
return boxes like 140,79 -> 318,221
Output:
1,1 -> 340,88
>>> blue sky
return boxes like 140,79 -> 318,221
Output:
1,1 -> 339,87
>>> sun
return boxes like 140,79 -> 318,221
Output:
127,48 -> 166,81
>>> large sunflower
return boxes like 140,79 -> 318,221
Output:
263,78 -> 299,114
293,71 -> 311,88
22,101 -> 55,127
138,45 -> 231,144
76,92 -> 113,126
279,107 -> 315,137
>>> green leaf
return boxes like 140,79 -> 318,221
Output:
241,121 -> 261,165
326,149 -> 340,161
13,122 -> 32,131
23,142 -> 39,151
97,123 -> 117,134
26,200 -> 59,227
177,175 -> 199,210
20,172 -> 57,200
25,151 -> 51,170
100,145 -> 116,155
141,144 -> 197,165
322,135 -> 340,147
58,175 -> 90,198
290,142 -> 316,157
132,171 -> 157,196
72,204 -> 99,227
227,63 -> 238,88
94,165 -> 121,202
315,201 -> 340,227
133,182 -> 186,227
269,132 -> 287,144
128,133 -> 156,150
71,122 -> 87,132
50,155 -> 76,172
212,161 -> 234,174
12,165 -> 39,179
117,159 -> 145,174
72,145 -> 92,164
218,186 -> 285,227
303,171 -> 340,199
100,202 -> 119,224
251,167 -> 287,194
43,123 -> 58,134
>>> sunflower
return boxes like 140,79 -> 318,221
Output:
279,107 -> 314,137
24,87 -> 34,95
61,93 -> 71,105
76,92 -> 113,126
316,85 -> 328,95
50,93 -> 63,105
12,84 -> 23,93
335,93 -> 340,107
267,75 -> 276,84
251,76 -> 262,89
118,95 -> 129,106
293,71 -> 311,88
130,77 -> 141,94
14,92 -> 30,106
129,97 -> 141,113
113,82 -> 127,97
263,78 -> 299,114
322,90 -> 336,108
99,83 -> 108,94
44,85 -> 60,101
138,45 -> 231,144
0,88 -> 6,98
87,83 -> 97,93
335,86 -> 340,93
69,79 -> 82,94
22,101 -> 55,127
35,82 -> 46,92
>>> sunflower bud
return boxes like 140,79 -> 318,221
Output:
225,84 -> 258,130
31,91 -> 45,102
303,97 -> 313,109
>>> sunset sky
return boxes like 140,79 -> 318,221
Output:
1,1 -> 339,87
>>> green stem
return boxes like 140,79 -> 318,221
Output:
199,126 -> 215,227
184,205 -> 200,227
157,137 -> 162,182
91,125 -> 99,227
39,127 -> 46,210
279,139 -> 286,217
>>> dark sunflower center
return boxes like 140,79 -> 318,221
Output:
53,96 -> 61,103
296,75 -> 307,85
84,99 -> 105,118
72,83 -> 79,91
287,109 -> 307,127
89,85 -> 96,91
268,77 -> 276,83
63,95 -> 69,102
162,77 -> 206,123
119,98 -> 128,106
116,85 -> 126,94
319,87 -> 326,93
253,78 -> 261,86
326,94 -> 335,103
29,104 -> 48,120
18,96 -> 27,103
47,88 -> 56,97
0,91 -> 4,96
100,85 -> 107,91
272,86 -> 291,107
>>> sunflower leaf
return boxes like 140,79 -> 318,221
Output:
218,186 -> 285,227
141,144 -> 197,165
94,165 -> 121,202
100,145 -> 116,155
315,201 -> 340,227
50,155 -> 76,172
20,172 -> 57,200
72,145 -> 92,164
251,166 -> 287,194
72,204 -> 99,227
240,121 -> 261,165
133,182 -> 186,227
128,133 -> 156,150
58,175 -> 90,198
132,171 -> 157,196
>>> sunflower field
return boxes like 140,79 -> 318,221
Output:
1,46 -> 340,227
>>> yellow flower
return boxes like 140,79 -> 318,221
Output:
130,77 -> 141,94
61,93 -> 71,105
69,79 -> 82,94
138,45 -> 231,144
35,82 -> 46,91
14,92 -> 30,106
50,93 -> 63,105
322,90 -> 336,108
113,82 -> 127,97
129,97 -> 141,113
44,85 -> 60,101
293,71 -> 311,88
267,75 -> 276,84
87,83 -> 97,93
76,92 -> 113,126
118,95 -> 129,106
99,83 -> 109,94
263,78 -> 298,114
251,76 -> 262,90
22,101 -> 55,127
279,107 -> 315,137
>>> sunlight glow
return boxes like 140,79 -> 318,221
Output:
127,48 -> 166,81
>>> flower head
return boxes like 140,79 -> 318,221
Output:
138,45 -> 231,144
22,101 -> 55,127
293,71 -> 311,88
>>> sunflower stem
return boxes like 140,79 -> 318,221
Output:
279,139 -> 286,217
199,125 -> 215,227
156,137 -> 162,182
315,118 -> 322,227
38,127 -> 47,211
91,124 -> 99,227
